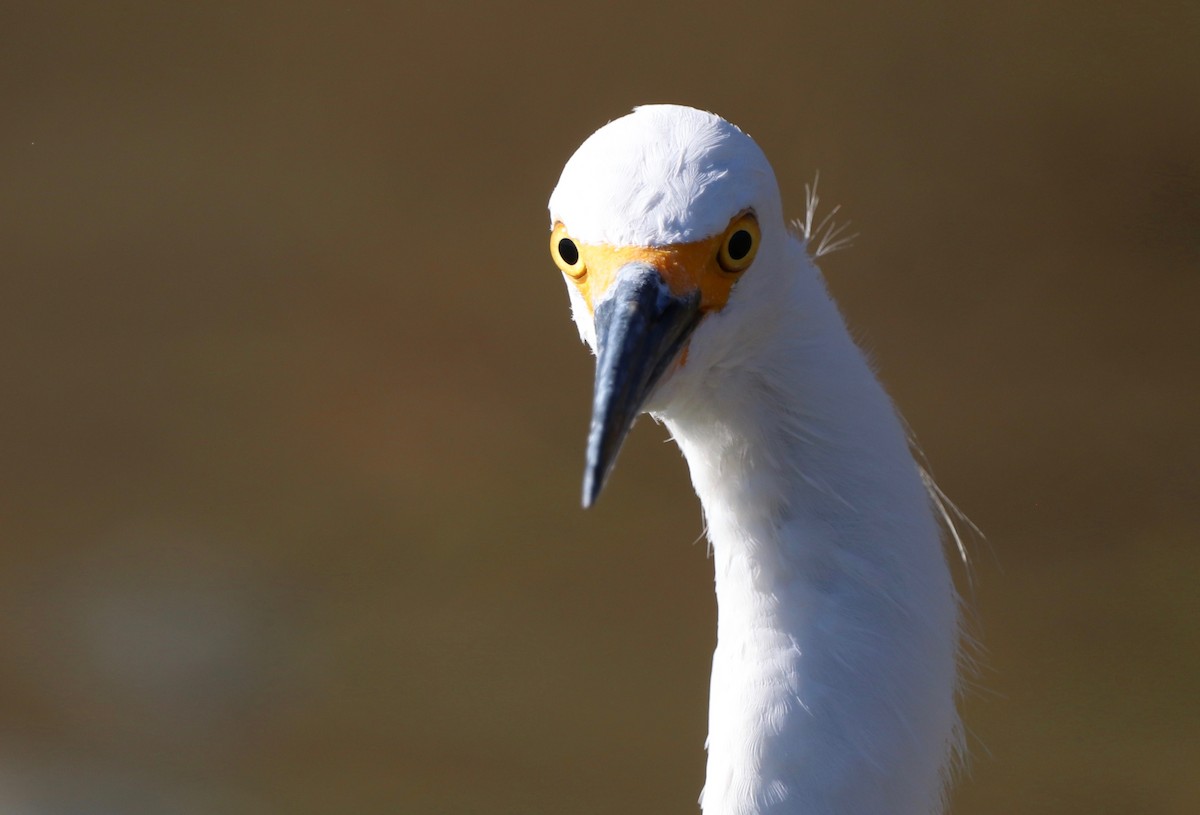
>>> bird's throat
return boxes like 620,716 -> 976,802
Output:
660,346 -> 960,815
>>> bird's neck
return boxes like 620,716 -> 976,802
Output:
659,262 -> 960,815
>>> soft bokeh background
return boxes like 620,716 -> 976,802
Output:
3,2 -> 1197,813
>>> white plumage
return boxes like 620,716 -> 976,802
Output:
549,105 -> 963,815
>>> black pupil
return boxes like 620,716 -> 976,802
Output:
728,230 -> 753,261
558,238 -> 579,265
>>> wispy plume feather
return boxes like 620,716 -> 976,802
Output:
792,172 -> 859,258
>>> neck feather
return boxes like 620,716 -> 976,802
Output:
659,250 -> 961,815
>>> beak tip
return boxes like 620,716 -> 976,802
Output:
581,453 -> 603,509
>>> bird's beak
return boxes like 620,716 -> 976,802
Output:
583,263 -> 701,507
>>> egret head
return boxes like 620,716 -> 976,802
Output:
549,105 -> 789,506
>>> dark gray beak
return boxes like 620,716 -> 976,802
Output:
582,263 -> 701,507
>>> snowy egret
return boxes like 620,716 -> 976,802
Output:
549,106 -> 964,815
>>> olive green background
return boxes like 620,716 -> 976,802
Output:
3,3 -> 1197,813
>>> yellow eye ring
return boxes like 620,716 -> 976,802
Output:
717,212 -> 760,273
550,223 -> 586,279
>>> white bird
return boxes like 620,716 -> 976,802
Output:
548,105 -> 965,815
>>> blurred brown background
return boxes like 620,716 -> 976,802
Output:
2,2 -> 1197,813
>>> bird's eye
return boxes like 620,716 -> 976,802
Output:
718,213 -> 760,273
550,223 -> 587,278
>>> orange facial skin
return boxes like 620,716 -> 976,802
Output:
550,212 -> 759,316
